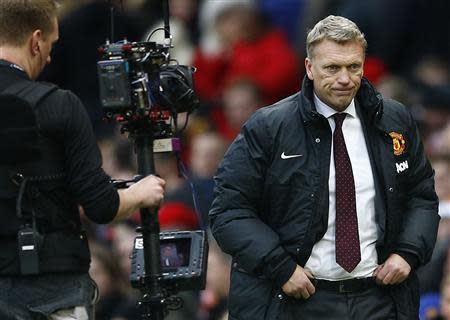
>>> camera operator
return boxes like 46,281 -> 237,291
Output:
0,1 -> 165,319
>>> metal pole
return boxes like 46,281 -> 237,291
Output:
135,132 -> 165,320
162,0 -> 170,40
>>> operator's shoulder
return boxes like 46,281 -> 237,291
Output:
41,83 -> 79,100
37,82 -> 83,106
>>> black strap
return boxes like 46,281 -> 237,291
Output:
0,80 -> 61,198
0,80 -> 63,219
1,80 -> 57,108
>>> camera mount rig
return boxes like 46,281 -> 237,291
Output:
97,1 -> 206,319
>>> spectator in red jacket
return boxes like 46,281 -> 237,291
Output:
193,3 -> 301,105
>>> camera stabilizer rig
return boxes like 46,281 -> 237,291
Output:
97,1 -> 207,319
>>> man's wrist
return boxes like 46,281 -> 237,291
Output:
395,251 -> 419,270
116,188 -> 139,221
269,256 -> 297,288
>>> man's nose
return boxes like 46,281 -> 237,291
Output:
337,69 -> 350,84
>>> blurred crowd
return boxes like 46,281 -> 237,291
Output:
40,0 -> 450,319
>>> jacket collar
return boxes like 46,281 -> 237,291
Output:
298,76 -> 383,125
0,59 -> 29,80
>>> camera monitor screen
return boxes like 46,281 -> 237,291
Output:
160,238 -> 190,270
130,230 -> 207,291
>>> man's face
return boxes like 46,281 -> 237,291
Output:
305,39 -> 364,112
32,17 -> 58,79
223,85 -> 260,129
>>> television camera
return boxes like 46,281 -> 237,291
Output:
97,37 -> 199,139
96,2 -> 207,319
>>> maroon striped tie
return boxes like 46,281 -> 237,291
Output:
333,113 -> 361,272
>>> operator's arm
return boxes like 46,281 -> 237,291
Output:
49,91 -> 165,223
114,175 -> 166,222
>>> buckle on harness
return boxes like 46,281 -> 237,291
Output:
11,173 -> 25,186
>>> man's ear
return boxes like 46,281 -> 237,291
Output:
305,57 -> 314,81
30,30 -> 42,56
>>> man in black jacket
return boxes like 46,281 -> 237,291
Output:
0,1 -> 165,319
210,15 -> 440,320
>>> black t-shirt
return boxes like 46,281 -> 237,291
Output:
0,61 -> 119,236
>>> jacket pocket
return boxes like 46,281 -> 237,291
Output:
264,291 -> 293,320
389,273 -> 420,320
228,268 -> 273,320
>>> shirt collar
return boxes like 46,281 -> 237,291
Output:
314,93 -> 357,119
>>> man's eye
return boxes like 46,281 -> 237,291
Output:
349,64 -> 361,71
326,65 -> 338,72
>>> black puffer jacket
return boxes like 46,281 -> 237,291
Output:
209,77 -> 440,320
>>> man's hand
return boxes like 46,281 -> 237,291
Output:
129,175 -> 166,208
281,265 -> 315,299
373,253 -> 411,285
115,175 -> 166,221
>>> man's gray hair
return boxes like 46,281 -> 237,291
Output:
306,15 -> 367,58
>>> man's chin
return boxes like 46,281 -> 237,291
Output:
331,99 -> 353,111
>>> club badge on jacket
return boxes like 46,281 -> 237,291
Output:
389,131 -> 409,173
389,131 -> 406,156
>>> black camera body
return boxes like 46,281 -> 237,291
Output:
97,40 -> 198,131
130,230 -> 208,292
97,41 -> 164,113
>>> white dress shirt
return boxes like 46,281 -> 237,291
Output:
304,94 -> 378,280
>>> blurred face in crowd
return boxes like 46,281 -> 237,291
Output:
215,6 -> 261,46
442,282 -> 450,319
216,10 -> 244,46
223,83 -> 261,129
305,39 -> 364,112
190,134 -> 227,178
170,0 -> 197,22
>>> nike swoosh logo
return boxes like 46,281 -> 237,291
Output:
281,152 -> 303,159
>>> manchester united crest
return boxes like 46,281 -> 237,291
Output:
389,132 -> 406,156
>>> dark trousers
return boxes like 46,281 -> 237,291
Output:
283,286 -> 396,320
0,273 -> 95,320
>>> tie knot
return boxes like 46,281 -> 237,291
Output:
333,113 -> 347,128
